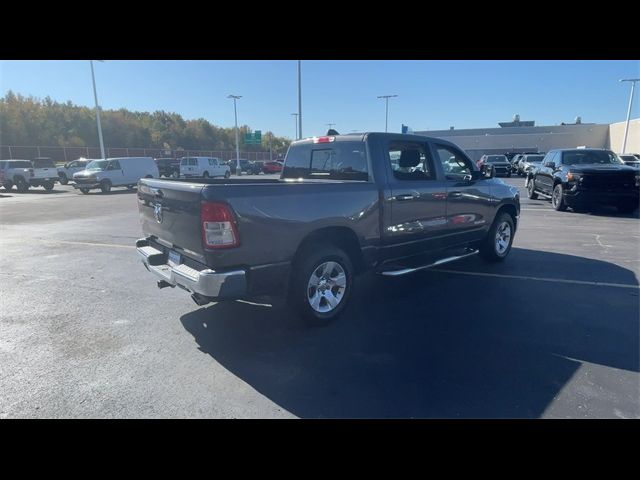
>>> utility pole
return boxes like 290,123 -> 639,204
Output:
291,113 -> 299,140
297,60 -> 302,139
377,94 -> 398,133
326,123 -> 336,131
90,60 -> 106,158
227,95 -> 242,175
619,78 -> 639,154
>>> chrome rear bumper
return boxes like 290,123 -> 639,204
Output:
136,238 -> 247,299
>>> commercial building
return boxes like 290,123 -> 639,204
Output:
414,115 -> 640,161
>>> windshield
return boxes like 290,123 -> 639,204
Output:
563,151 -> 623,166
86,160 -> 109,171
487,156 -> 507,163
525,155 -> 544,163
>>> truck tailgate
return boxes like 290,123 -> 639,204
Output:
32,167 -> 57,179
138,179 -> 206,259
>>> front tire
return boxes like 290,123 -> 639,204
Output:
59,174 -> 68,185
3,180 -> 13,191
527,180 -> 538,199
202,171 -> 209,179
43,181 -> 55,191
289,244 -> 353,327
100,180 -> 112,194
552,183 -> 567,211
617,201 -> 639,214
479,212 -> 515,262
79,188 -> 90,194
224,170 -> 230,179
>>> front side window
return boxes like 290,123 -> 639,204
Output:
388,141 -> 434,181
189,158 -> 197,166
435,144 -> 473,179
107,160 -> 121,170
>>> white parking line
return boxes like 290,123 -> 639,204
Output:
432,268 -> 639,289
40,239 -> 135,249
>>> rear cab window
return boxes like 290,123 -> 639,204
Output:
33,158 -> 55,168
283,142 -> 369,181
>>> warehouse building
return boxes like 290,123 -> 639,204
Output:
414,115 -> 640,162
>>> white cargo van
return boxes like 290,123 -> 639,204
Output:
179,157 -> 230,179
73,157 -> 158,194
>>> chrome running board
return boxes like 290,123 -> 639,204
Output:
380,250 -> 479,276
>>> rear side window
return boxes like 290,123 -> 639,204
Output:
283,143 -> 368,181
10,161 -> 32,168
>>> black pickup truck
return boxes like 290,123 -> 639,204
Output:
526,148 -> 640,213
136,132 -> 520,325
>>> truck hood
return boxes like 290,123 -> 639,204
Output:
567,164 -> 637,174
73,169 -> 99,178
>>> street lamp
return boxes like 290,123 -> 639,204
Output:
619,78 -> 640,154
297,61 -> 302,139
90,60 -> 106,159
227,94 -> 242,175
377,94 -> 398,133
291,113 -> 299,140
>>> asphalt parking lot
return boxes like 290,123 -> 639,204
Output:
1,176 -> 638,418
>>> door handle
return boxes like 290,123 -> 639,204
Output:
449,191 -> 463,198
394,194 -> 416,201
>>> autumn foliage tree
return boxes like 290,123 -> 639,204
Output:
0,91 -> 291,155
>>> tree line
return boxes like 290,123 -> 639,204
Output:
0,91 -> 291,154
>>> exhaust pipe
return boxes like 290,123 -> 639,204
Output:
191,293 -> 212,306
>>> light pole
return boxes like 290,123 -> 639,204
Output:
377,94 -> 398,133
326,123 -> 336,131
227,95 -> 242,175
620,78 -> 639,154
90,60 -> 106,159
291,113 -> 299,140
297,60 -> 302,139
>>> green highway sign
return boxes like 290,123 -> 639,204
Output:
244,130 -> 262,145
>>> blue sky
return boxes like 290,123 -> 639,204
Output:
1,60 -> 638,139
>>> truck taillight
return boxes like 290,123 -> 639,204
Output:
201,201 -> 240,249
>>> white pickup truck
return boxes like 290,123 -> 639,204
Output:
0,160 -> 34,192
30,157 -> 58,190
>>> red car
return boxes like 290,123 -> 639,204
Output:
262,161 -> 283,174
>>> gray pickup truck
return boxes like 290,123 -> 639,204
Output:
136,132 -> 520,325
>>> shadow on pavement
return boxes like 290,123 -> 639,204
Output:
180,248 -> 639,418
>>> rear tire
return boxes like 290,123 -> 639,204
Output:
479,212 -> 514,262
202,171 -> 209,179
552,183 -> 567,211
15,177 -> 29,193
224,171 -> 230,179
288,244 -> 354,327
100,180 -> 112,194
43,181 -> 54,191
79,188 -> 90,194
3,180 -> 13,191
59,174 -> 68,185
527,180 -> 538,199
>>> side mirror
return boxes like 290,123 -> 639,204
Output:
481,164 -> 495,179
546,162 -> 555,169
